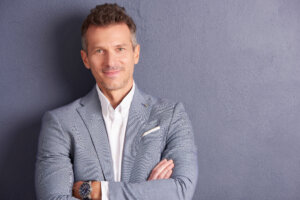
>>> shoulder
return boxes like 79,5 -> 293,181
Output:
43,87 -> 96,120
41,99 -> 81,127
141,90 -> 187,121
48,98 -> 81,115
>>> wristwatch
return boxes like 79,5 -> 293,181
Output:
79,181 -> 92,200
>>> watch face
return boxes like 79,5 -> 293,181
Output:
79,182 -> 91,198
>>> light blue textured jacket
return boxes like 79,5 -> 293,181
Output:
35,85 -> 198,200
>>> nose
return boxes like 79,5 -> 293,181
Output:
104,51 -> 117,67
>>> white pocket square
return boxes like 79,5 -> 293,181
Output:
142,126 -> 160,137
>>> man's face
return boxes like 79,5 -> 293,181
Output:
81,23 -> 140,93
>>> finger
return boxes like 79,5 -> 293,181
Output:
157,162 -> 174,179
149,160 -> 173,180
165,169 -> 173,179
152,159 -> 167,172
148,159 -> 168,180
152,161 -> 173,180
148,159 -> 173,180
162,163 -> 174,179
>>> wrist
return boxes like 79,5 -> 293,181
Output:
78,181 -> 92,200
91,181 -> 101,200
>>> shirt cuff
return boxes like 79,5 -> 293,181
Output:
101,181 -> 109,200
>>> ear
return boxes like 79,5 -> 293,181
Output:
80,50 -> 90,69
133,44 -> 140,64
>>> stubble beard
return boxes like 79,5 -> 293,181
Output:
99,74 -> 132,92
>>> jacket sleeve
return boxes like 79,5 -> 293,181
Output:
35,111 -> 78,200
108,102 -> 199,200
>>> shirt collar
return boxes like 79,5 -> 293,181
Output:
96,82 -> 135,119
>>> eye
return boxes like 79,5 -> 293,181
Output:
96,49 -> 104,54
117,47 -> 125,52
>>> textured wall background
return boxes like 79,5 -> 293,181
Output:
1,0 -> 300,199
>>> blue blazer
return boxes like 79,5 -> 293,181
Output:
35,85 -> 198,200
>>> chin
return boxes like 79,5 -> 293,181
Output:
98,78 -> 132,92
101,82 -> 125,91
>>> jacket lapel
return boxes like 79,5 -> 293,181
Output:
76,86 -> 114,181
121,86 -> 152,182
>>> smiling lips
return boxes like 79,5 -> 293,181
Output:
103,70 -> 120,77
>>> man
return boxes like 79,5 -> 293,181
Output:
35,3 -> 198,200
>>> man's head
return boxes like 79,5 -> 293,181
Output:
80,3 -> 140,95
81,3 -> 137,52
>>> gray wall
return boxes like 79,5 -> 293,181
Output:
1,0 -> 300,199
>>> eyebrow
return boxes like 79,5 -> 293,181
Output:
114,43 -> 130,47
91,43 -> 129,49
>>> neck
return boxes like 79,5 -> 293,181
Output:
97,81 -> 133,109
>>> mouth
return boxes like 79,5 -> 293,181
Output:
103,70 -> 120,78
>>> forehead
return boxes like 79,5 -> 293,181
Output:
85,23 -> 132,47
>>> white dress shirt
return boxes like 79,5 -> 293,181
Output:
96,82 -> 135,200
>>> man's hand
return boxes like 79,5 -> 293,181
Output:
148,159 -> 174,180
72,181 -> 101,200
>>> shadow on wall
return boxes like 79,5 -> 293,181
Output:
0,14 -> 94,199
54,14 -> 95,100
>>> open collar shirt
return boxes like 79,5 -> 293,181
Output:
96,82 -> 135,200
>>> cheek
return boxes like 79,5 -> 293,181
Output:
88,61 -> 104,77
89,57 -> 103,69
90,67 -> 99,79
121,55 -> 135,67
